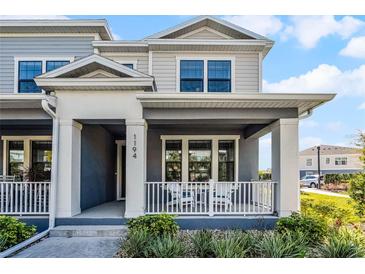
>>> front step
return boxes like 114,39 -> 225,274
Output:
50,225 -> 127,238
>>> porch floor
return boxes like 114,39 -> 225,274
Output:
75,201 -> 125,218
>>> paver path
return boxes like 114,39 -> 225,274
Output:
12,237 -> 121,258
301,187 -> 350,198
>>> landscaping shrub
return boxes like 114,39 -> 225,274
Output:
349,173 -> 365,217
190,229 -> 215,257
127,214 -> 179,237
255,231 -> 308,258
317,228 -> 365,258
147,234 -> 186,258
211,231 -> 252,258
0,215 -> 36,252
276,212 -> 328,244
121,229 -> 151,258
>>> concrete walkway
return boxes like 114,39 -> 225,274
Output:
12,237 -> 121,258
301,187 -> 350,198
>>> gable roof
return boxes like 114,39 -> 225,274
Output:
300,145 -> 362,156
144,16 -> 272,42
0,19 -> 113,40
35,54 -> 155,92
38,54 -> 152,79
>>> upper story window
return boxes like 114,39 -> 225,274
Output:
178,58 -> 234,92
208,60 -> 231,92
306,158 -> 312,166
326,157 -> 330,164
16,57 -> 73,93
335,157 -> 347,165
122,63 -> 134,69
46,60 -> 70,72
18,61 -> 42,93
180,60 -> 204,92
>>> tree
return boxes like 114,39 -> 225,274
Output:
349,130 -> 365,217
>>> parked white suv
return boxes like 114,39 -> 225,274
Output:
300,175 -> 324,188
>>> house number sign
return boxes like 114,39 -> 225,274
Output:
132,133 -> 137,159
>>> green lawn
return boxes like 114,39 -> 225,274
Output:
300,191 -> 362,224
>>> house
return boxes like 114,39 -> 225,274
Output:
0,16 -> 335,229
299,145 -> 363,178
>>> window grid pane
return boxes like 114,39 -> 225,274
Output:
8,141 -> 24,179
165,140 -> 182,182
208,60 -> 231,92
46,60 -> 70,72
180,60 -> 204,92
188,140 -> 212,182
218,140 -> 235,181
18,61 -> 42,93
32,141 -> 52,181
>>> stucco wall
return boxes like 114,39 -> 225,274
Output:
146,127 -> 258,182
80,124 -> 116,211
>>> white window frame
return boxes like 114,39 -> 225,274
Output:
116,60 -> 138,70
14,56 -> 75,93
326,157 -> 330,165
306,158 -> 312,166
161,135 -> 240,182
335,157 -> 347,166
176,56 -> 236,93
1,136 -> 52,176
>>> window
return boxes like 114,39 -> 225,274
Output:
18,61 -> 42,93
32,141 -> 52,181
218,140 -> 235,181
165,140 -> 182,182
335,157 -> 347,165
122,63 -> 134,69
8,141 -> 24,178
180,60 -> 204,92
326,158 -> 330,164
188,140 -> 212,182
208,60 -> 231,92
306,158 -> 312,166
46,60 -> 70,72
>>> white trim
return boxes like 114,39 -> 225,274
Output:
80,69 -> 118,78
113,60 -> 138,70
177,26 -> 233,39
258,52 -> 263,92
160,135 -> 240,182
176,56 -> 235,93
1,136 -> 52,176
0,33 -> 101,40
115,140 -> 126,200
14,56 -> 74,93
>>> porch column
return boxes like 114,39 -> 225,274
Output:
271,118 -> 299,217
124,119 -> 147,218
56,119 -> 82,217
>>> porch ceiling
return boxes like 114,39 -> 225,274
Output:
137,92 -> 336,116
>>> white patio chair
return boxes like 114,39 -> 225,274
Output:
166,183 -> 195,210
212,183 -> 236,209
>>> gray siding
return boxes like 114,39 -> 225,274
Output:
147,127 -> 258,182
80,125 -> 116,211
101,53 -> 149,74
183,29 -> 230,39
0,36 -> 94,93
152,52 -> 259,92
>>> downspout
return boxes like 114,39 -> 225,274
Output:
41,98 -> 59,229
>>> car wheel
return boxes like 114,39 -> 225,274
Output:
310,182 -> 316,188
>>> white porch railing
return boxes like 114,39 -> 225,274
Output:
0,182 -> 51,215
145,181 -> 276,216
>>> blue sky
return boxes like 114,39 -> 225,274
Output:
5,15 -> 364,169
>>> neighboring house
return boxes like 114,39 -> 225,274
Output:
299,145 -> 363,178
0,16 -> 335,229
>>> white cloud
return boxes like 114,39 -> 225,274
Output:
0,15 -> 70,20
300,136 -> 323,150
281,16 -> 364,48
340,36 -> 365,59
263,64 -> 365,97
358,102 -> 365,110
300,120 -> 319,128
325,121 -> 344,132
222,16 -> 283,36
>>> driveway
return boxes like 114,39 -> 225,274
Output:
12,237 -> 121,258
301,187 -> 350,198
